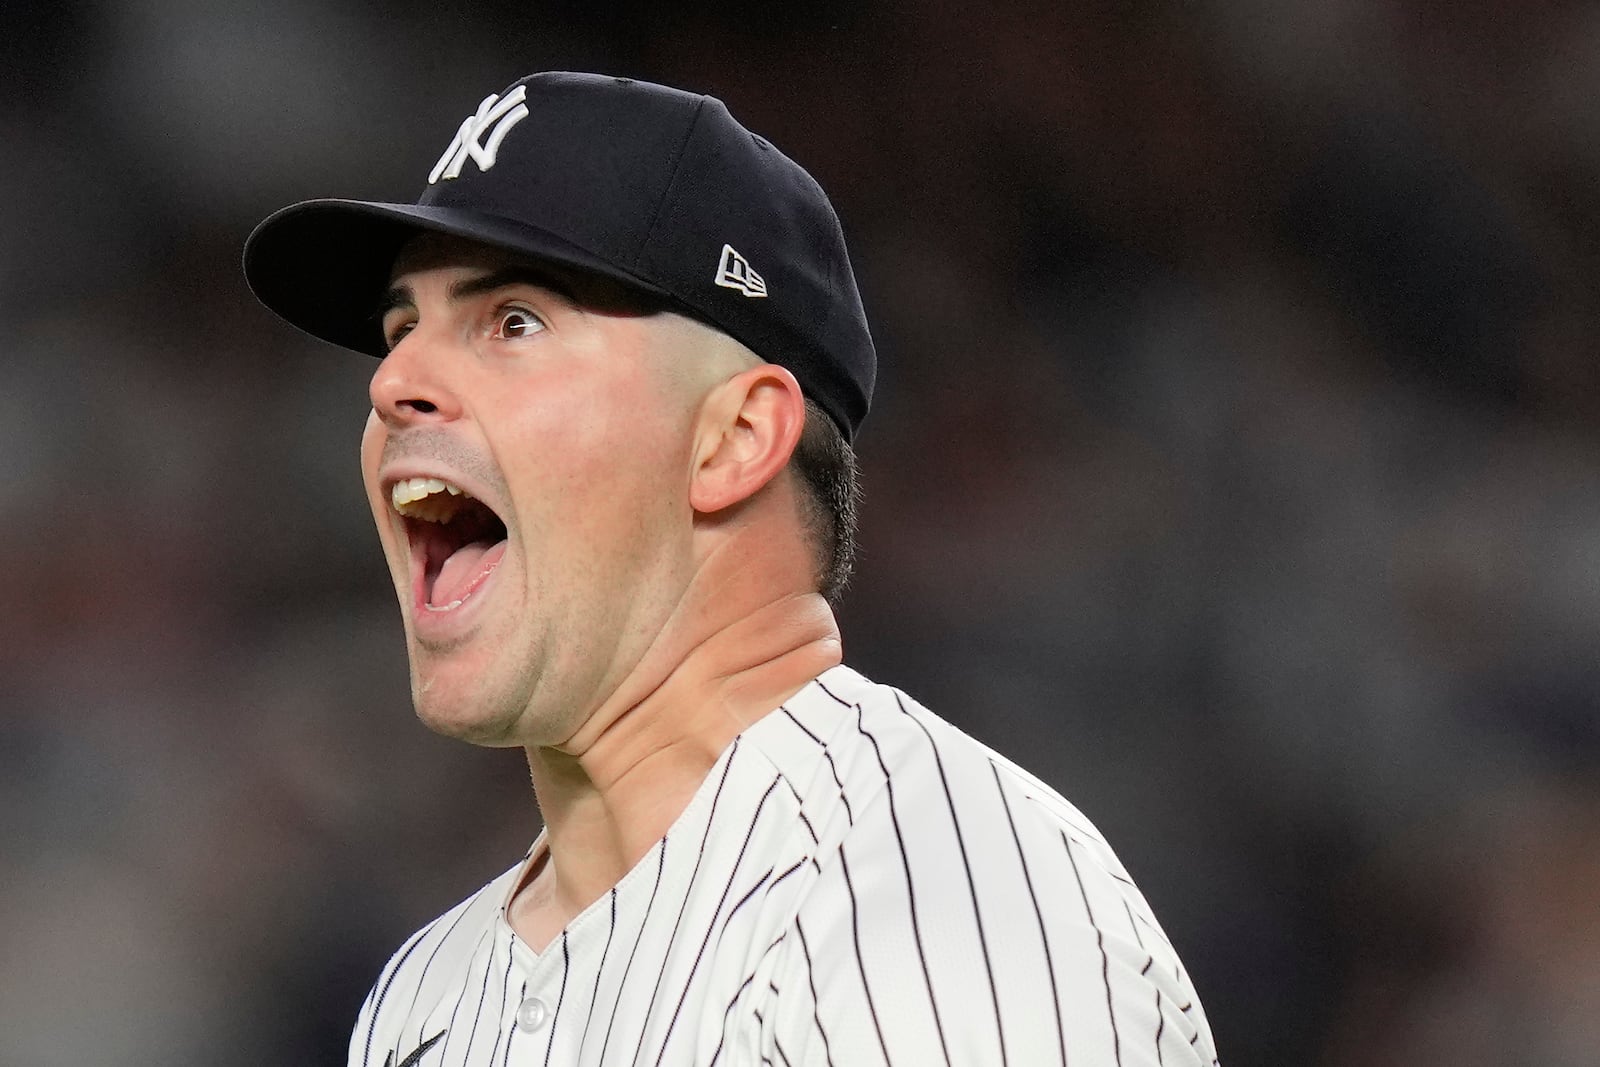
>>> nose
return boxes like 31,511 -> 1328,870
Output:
368,332 -> 463,427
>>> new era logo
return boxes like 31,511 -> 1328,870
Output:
714,244 -> 767,298
429,86 -> 530,184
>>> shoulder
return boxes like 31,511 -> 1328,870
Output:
761,670 -> 1220,1066
785,667 -> 1127,868
347,861 -> 521,1067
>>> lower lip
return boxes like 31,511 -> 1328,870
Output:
411,541 -> 508,640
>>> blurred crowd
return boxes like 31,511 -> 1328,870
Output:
6,1 -> 1600,1064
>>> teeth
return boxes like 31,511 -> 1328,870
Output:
391,476 -> 471,522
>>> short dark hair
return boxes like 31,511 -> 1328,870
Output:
790,398 -> 861,604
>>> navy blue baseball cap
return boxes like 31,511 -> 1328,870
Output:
243,71 -> 875,439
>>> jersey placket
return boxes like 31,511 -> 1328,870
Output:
494,917 -> 570,1063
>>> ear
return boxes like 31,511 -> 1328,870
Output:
689,364 -> 806,515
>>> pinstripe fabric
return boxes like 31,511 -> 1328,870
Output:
350,666 -> 1219,1066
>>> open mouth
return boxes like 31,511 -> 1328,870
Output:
391,477 -> 509,612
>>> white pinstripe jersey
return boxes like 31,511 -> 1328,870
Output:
352,666 -> 1220,1066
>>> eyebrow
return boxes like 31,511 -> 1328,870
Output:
376,265 -> 582,319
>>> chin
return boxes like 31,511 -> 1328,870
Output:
407,661 -> 529,747
412,695 -> 525,747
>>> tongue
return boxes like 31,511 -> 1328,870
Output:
430,540 -> 507,607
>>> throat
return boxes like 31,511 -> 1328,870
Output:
506,845 -> 573,955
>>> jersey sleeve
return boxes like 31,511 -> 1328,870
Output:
342,913 -> 448,1067
347,980 -> 378,1067
760,744 -> 1218,1066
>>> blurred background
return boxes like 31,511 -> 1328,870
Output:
6,0 -> 1600,1063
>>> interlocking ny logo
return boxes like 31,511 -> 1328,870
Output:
428,86 -> 529,184
714,244 -> 767,298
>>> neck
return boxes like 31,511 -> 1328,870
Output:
511,588 -> 841,947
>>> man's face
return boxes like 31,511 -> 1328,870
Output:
361,235 -> 713,747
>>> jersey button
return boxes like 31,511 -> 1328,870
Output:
516,996 -> 550,1032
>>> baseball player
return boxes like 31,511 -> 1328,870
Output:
244,72 -> 1219,1066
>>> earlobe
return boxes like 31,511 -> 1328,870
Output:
688,365 -> 805,515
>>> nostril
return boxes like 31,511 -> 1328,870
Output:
404,399 -> 439,414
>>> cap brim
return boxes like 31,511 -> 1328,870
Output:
242,199 -> 669,356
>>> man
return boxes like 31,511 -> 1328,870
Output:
244,72 -> 1219,1066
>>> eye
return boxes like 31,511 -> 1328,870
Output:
493,305 -> 546,340
382,317 -> 415,351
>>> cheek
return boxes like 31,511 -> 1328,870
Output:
503,364 -> 688,481
359,416 -> 393,525
494,377 -> 690,558
359,412 -> 385,491
359,415 -> 409,573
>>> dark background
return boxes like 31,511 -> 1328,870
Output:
6,2 -> 1600,1064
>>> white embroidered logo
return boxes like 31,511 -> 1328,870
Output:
714,244 -> 767,298
428,86 -> 530,184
